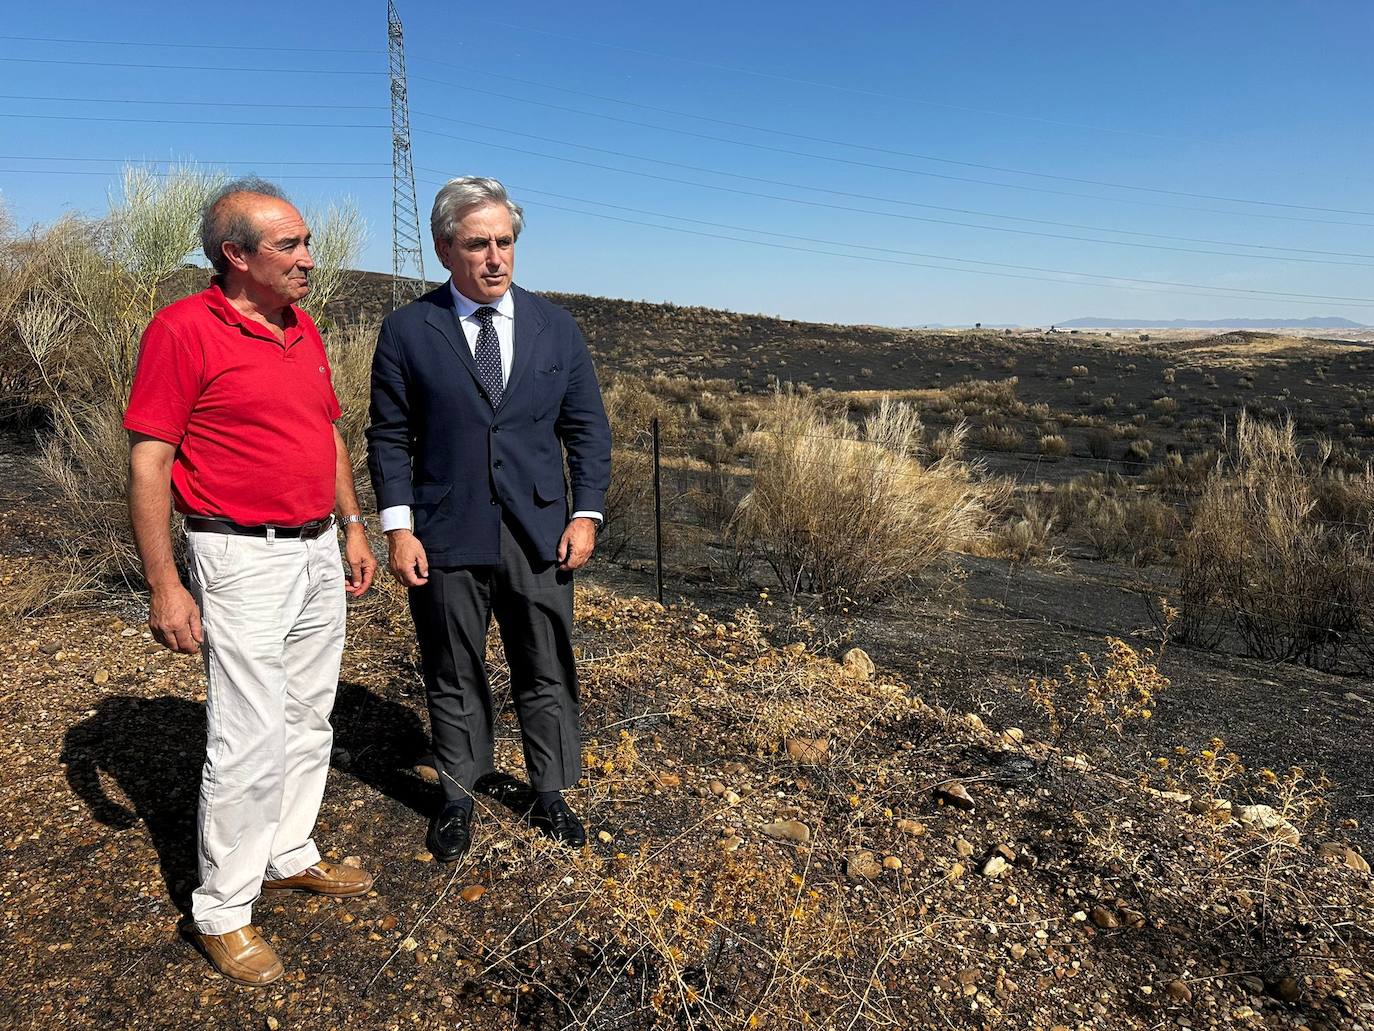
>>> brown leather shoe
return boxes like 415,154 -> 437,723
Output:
262,860 -> 374,897
185,925 -> 284,987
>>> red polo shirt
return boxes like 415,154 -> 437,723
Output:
124,283 -> 342,526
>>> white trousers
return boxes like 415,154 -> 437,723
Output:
186,527 -> 346,935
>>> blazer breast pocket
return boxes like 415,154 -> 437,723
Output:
532,363 -> 569,420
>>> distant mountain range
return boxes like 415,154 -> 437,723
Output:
1055,316 -> 1367,329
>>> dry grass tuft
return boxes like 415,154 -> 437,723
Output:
728,393 -> 994,601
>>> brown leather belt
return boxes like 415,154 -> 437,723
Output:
185,515 -> 335,540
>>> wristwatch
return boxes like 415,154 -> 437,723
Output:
340,514 -> 368,529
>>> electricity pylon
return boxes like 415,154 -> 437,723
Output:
388,0 -> 426,309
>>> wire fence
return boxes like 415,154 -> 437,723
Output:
601,416 -> 1374,676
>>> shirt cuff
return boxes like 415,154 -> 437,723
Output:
571,511 -> 603,524
379,505 -> 412,533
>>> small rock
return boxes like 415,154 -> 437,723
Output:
92,669 -> 110,685
340,855 -> 362,868
653,771 -> 682,788
1008,943 -> 1027,961
1090,906 -> 1119,929
762,820 -> 811,844
955,838 -> 974,857
1002,727 -> 1024,745
413,764 -> 440,784
1239,975 -> 1264,995
1237,804 -> 1300,845
882,856 -> 902,871
982,856 -> 1009,878
846,851 -> 883,881
414,851 -> 434,863
459,885 -> 486,903
38,642 -> 61,656
709,780 -> 727,797
841,647 -> 875,681
936,781 -> 975,811
120,627 -> 139,638
784,736 -> 830,765
947,862 -> 966,882
721,836 -> 743,852
723,790 -> 742,806
266,1018 -> 280,1031
1164,979 -> 1192,1003
994,843 -> 1017,863
380,915 -> 398,931
896,818 -> 925,836
401,936 -> 418,952
597,830 -> 613,844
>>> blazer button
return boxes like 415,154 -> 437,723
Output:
490,498 -> 498,506
493,459 -> 503,469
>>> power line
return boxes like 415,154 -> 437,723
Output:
0,32 -> 376,55
11,90 -> 1370,252
411,174 -> 1374,308
0,45 -> 1363,225
0,56 -> 384,75
442,19 -> 1213,147
407,70 -> 1374,219
0,154 -> 389,167
412,111 -> 1374,234
0,167 -> 389,181
0,112 -> 386,130
0,93 -> 385,112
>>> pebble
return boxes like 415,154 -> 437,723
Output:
841,647 -> 875,680
936,781 -> 976,811
762,820 -> 811,844
1008,943 -> 1027,961
1237,804 -> 1301,845
723,790 -> 742,806
721,836 -> 743,852
596,830 -> 613,844
709,780 -> 727,797
1090,906 -> 1119,929
982,856 -> 1009,878
459,885 -> 486,903
896,818 -> 925,836
266,1018 -> 280,1030
784,736 -> 830,765
956,838 -> 974,857
846,851 -> 883,880
413,764 -> 439,784
882,856 -> 901,871
92,669 -> 110,685
1165,979 -> 1191,1003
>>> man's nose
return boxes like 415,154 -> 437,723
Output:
297,247 -> 315,270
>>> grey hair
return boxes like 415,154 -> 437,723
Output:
430,176 -> 524,243
201,177 -> 291,275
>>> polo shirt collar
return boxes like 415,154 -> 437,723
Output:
450,281 -> 513,321
204,278 -> 304,346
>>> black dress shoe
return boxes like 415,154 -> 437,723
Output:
529,795 -> 586,848
426,801 -> 473,863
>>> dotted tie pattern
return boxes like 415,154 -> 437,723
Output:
473,306 -> 504,409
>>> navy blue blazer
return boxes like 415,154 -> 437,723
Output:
365,283 -> 611,566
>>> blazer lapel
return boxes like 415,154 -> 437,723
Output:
423,286 -> 484,388
503,285 -> 547,403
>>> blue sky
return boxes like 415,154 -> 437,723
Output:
2,0 -> 1373,326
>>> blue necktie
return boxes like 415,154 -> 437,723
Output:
473,306 -> 503,408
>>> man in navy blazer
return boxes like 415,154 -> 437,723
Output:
366,177 -> 611,861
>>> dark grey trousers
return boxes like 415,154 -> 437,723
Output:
408,516 -> 581,802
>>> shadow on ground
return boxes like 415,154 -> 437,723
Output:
58,681 -> 438,917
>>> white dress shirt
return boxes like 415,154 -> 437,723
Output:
379,282 -> 603,534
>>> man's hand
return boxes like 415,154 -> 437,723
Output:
387,529 -> 430,587
557,517 -> 598,571
344,525 -> 378,597
149,582 -> 204,655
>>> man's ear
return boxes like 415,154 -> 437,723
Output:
221,241 -> 251,274
434,237 -> 450,266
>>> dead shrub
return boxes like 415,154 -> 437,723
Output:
1039,433 -> 1069,459
1175,413 -> 1374,672
728,393 -> 992,601
977,422 -> 1023,451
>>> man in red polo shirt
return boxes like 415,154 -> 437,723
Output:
125,178 -> 377,987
